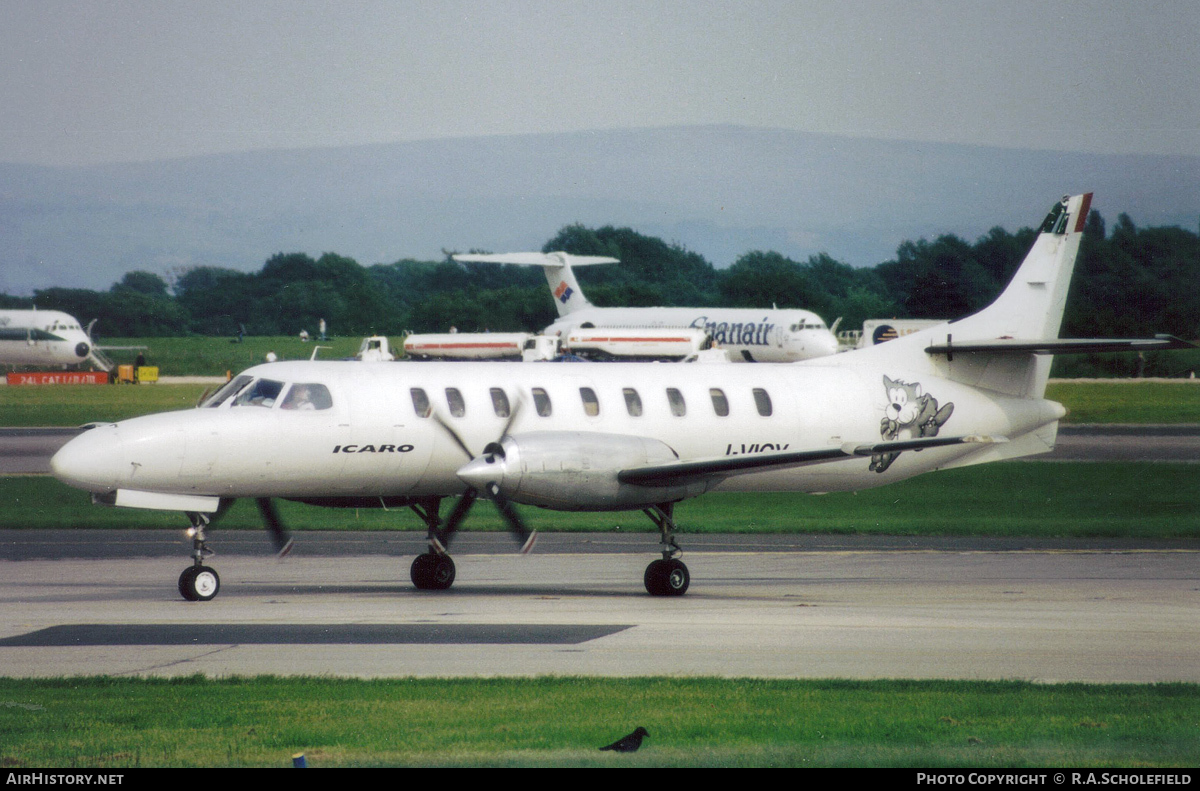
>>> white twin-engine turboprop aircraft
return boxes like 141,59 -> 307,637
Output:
50,194 -> 1192,601
451,251 -> 841,362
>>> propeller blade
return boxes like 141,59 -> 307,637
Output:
437,489 -> 478,547
498,390 -> 523,441
487,484 -> 537,554
255,498 -> 294,557
432,412 -> 475,460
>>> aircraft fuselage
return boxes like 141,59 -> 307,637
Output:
52,358 -> 1064,507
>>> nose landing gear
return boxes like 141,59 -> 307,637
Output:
179,512 -> 220,601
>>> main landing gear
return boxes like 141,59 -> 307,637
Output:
406,498 -> 691,596
642,503 -> 690,597
179,512 -> 220,601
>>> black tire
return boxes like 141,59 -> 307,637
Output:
178,565 -> 220,601
411,553 -> 455,590
645,558 -> 689,596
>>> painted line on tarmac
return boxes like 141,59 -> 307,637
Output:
0,623 -> 632,646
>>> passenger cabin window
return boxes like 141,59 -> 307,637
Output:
753,388 -> 773,417
532,387 -> 552,417
666,388 -> 686,417
411,388 -> 431,418
709,388 -> 729,417
623,388 -> 643,417
580,387 -> 599,417
281,383 -> 333,411
232,378 -> 284,408
445,388 -> 466,418
490,388 -> 510,418
203,375 -> 253,408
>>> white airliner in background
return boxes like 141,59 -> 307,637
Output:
0,309 -> 104,369
452,252 -> 840,362
50,194 -> 1193,601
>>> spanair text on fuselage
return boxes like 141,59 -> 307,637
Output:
53,357 -> 1063,504
544,307 -> 836,362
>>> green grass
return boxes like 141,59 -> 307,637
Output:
0,383 -> 210,427
0,677 -> 1196,767
97,335 -> 366,376
5,461 -> 1198,538
1045,380 -> 1200,423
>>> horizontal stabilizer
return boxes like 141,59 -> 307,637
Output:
618,435 -> 1005,487
925,334 -> 1196,357
452,252 -> 619,267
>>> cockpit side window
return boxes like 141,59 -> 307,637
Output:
202,375 -> 254,408
280,383 -> 333,410
232,378 -> 285,408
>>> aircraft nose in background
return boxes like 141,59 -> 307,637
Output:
50,425 -> 123,492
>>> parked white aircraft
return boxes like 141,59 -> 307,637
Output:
451,252 -> 840,362
50,194 -> 1193,601
0,309 -> 107,369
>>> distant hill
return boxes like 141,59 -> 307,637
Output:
2,125 -> 1197,294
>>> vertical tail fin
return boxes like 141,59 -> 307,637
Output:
840,193 -> 1092,398
951,193 -> 1091,345
452,252 -> 618,317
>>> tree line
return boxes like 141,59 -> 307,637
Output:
5,210 -> 1198,349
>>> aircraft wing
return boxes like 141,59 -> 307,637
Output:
925,334 -> 1195,356
452,253 -> 619,266
618,434 -> 1005,487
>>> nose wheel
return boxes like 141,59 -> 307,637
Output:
179,565 -> 221,601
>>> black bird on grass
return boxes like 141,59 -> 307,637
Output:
599,726 -> 649,752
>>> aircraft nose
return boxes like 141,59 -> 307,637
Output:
51,424 -> 123,492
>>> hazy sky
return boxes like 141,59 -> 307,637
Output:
3,0 -> 1198,166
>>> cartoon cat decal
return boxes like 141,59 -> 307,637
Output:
870,376 -> 955,473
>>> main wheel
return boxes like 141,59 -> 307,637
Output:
410,553 -> 456,590
644,558 -> 689,596
178,565 -> 221,601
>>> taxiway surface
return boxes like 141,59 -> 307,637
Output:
1,534 -> 1195,683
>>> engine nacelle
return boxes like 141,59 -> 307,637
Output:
456,431 -> 709,511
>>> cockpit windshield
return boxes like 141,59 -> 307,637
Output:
201,376 -> 333,410
201,375 -> 254,408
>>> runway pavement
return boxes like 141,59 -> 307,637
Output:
0,533 -> 1196,683
2,425 -> 1197,682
